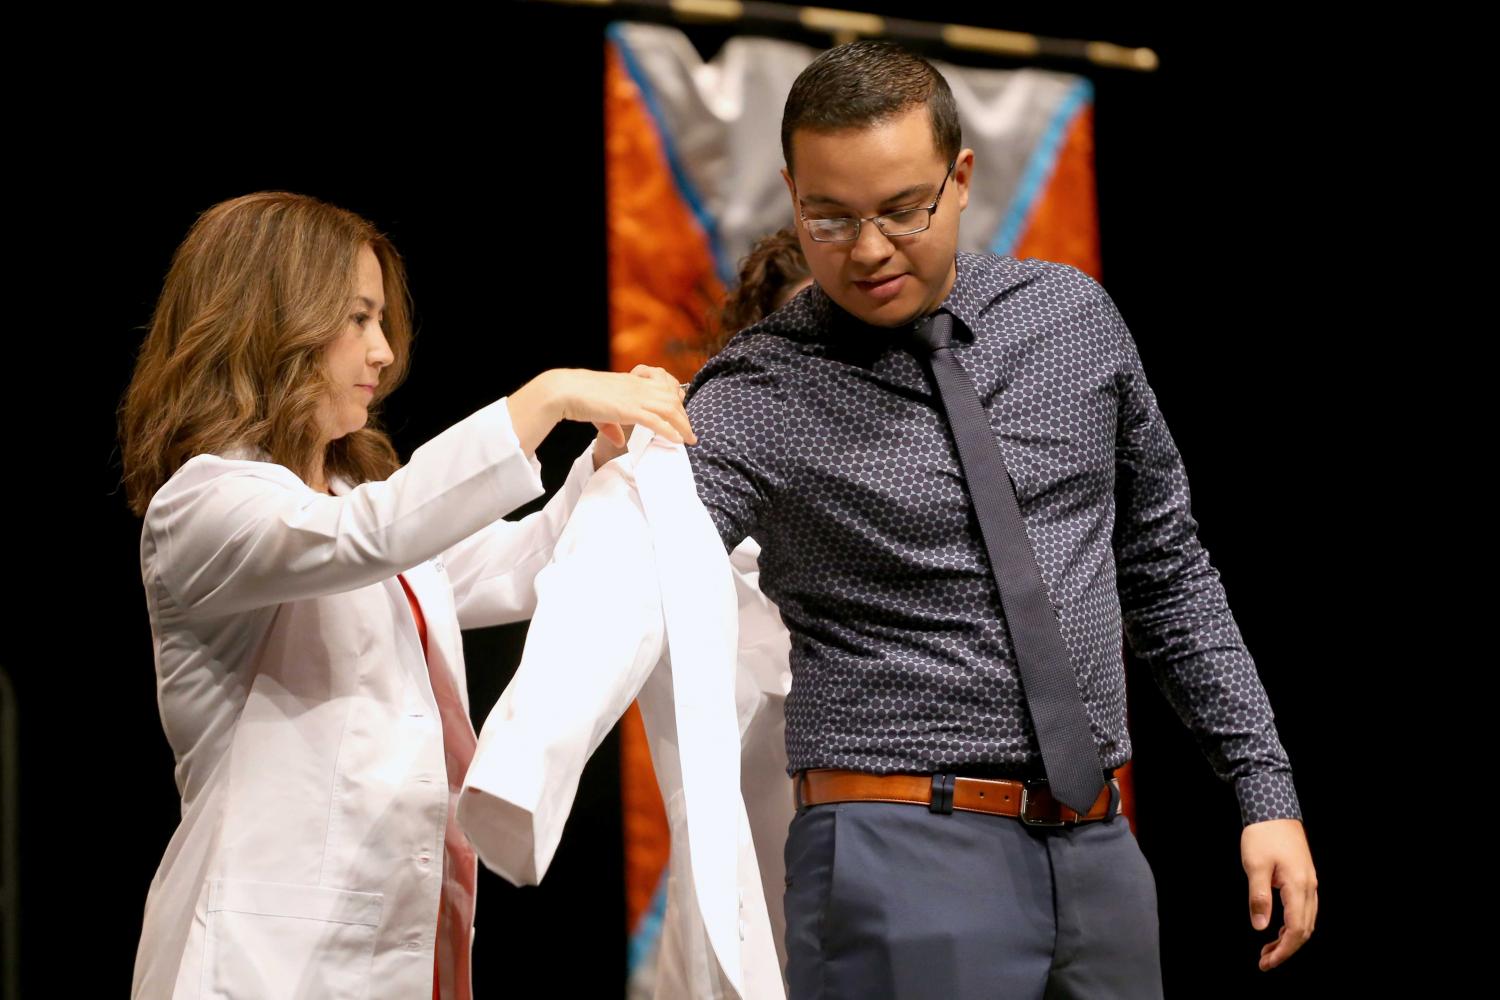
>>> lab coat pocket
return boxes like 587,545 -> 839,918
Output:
203,878 -> 383,1000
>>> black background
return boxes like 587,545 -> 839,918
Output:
8,4 -> 1418,997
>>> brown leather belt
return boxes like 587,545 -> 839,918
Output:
795,768 -> 1120,826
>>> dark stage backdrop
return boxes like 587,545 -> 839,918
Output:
12,5 -> 1404,998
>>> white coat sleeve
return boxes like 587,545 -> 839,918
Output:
144,398 -> 547,618
442,441 -> 599,629
457,454 -> 665,885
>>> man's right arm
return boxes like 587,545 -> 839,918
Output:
684,354 -> 786,551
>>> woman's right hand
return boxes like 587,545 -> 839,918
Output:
507,366 -> 696,457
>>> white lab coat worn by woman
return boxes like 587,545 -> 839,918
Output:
131,398 -> 595,1000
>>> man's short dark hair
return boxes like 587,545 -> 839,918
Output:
781,40 -> 962,173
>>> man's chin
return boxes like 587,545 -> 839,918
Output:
853,302 -> 925,329
834,290 -> 927,329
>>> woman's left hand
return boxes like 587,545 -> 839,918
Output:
592,365 -> 687,468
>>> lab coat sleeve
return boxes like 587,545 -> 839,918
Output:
442,440 -> 599,629
144,397 -> 547,618
457,455 -> 665,884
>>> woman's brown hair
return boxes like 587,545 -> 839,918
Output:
120,192 -> 413,515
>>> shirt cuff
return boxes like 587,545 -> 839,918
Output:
1235,770 -> 1303,826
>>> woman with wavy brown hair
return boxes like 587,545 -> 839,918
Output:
120,191 -> 693,1000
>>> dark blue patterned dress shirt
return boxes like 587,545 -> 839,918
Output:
686,252 -> 1299,824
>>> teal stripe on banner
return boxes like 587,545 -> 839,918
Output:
609,24 -> 733,285
990,78 -> 1094,257
627,869 -> 670,973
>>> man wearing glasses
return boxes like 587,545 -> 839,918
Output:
681,39 -> 1318,998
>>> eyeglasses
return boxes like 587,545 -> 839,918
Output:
798,160 -> 957,243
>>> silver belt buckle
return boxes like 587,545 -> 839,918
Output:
1019,780 -> 1066,827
